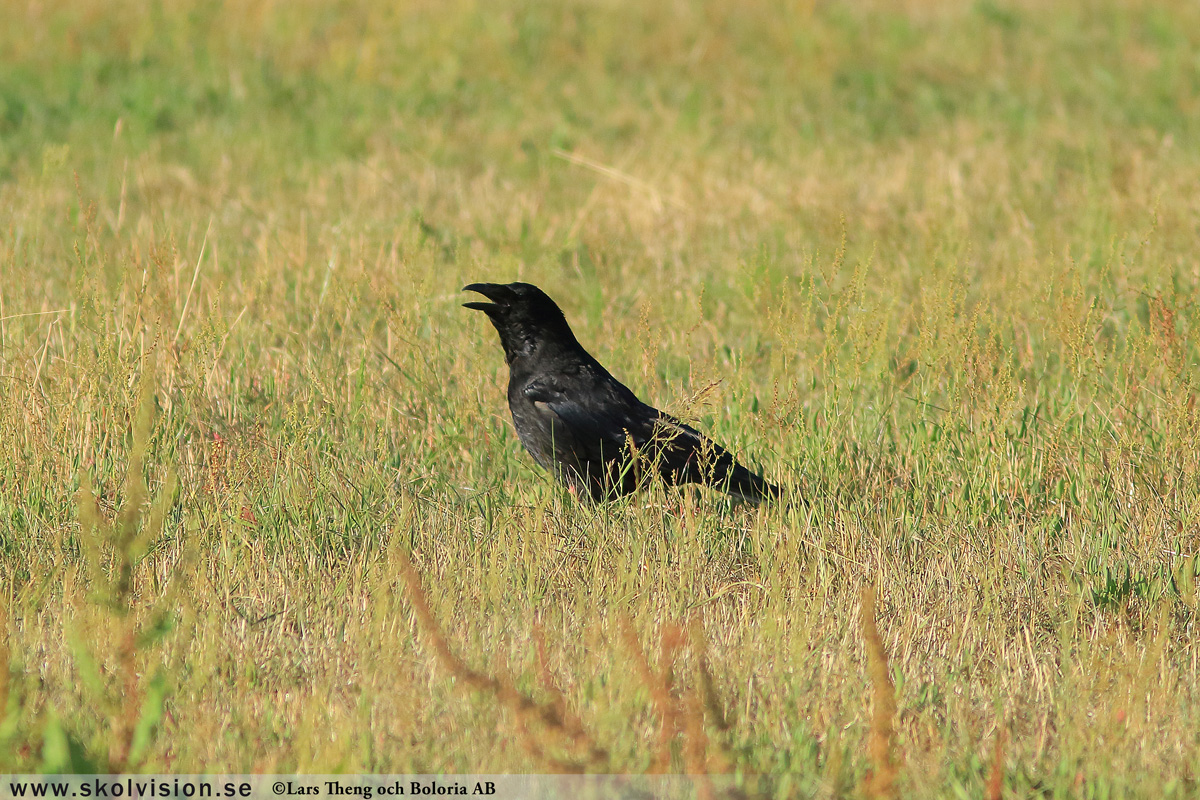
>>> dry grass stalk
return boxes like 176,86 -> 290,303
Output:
68,382 -> 180,772
398,550 -> 610,772
619,617 -> 684,773
690,621 -> 731,734
402,567 -> 745,787
986,726 -> 1006,800
618,617 -> 745,797
658,624 -> 686,765
683,688 -> 715,800
861,586 -> 901,799
687,622 -> 738,779
0,592 -> 9,728
531,623 -> 576,734
107,627 -> 140,770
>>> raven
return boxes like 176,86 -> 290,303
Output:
464,282 -> 781,504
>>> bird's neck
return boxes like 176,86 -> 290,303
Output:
501,328 -> 583,366
506,337 -> 589,373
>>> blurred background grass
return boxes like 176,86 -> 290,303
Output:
1,0 -> 1198,795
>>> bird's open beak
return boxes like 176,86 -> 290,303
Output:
462,283 -> 507,313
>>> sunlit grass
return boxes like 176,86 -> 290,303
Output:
1,0 -> 1198,795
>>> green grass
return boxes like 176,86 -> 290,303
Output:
1,0 -> 1199,794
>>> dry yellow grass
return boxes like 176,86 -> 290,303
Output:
1,0 -> 1198,796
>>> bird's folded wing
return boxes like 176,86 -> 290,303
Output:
524,375 -> 723,464
647,412 -> 738,468
522,374 -> 652,458
524,374 -> 776,499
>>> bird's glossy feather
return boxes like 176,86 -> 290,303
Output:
465,282 -> 782,503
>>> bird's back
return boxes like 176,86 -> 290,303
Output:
507,348 -> 779,502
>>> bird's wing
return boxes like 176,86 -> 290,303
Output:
638,410 -> 783,503
643,411 -> 730,474
524,371 -> 782,503
521,371 -> 646,462
523,372 -> 717,471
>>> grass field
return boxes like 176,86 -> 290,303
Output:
2,0 -> 1199,795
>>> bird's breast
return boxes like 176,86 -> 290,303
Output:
506,394 -> 558,468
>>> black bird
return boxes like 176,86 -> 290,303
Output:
463,282 -> 781,504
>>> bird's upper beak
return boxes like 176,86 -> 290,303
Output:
462,283 -> 509,314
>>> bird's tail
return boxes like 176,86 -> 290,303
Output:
653,415 -> 788,506
721,460 -> 784,505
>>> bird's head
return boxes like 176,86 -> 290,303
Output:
463,282 -> 579,363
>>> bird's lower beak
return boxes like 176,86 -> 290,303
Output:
462,283 -> 507,313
